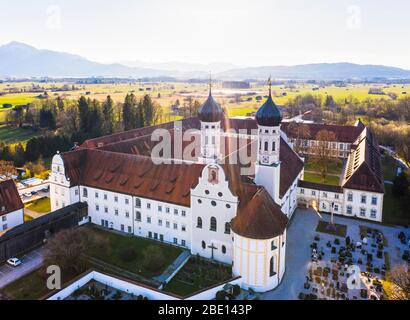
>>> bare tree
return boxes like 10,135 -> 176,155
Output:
0,160 -> 17,179
385,264 -> 410,300
310,129 -> 337,183
287,122 -> 311,154
43,228 -> 90,277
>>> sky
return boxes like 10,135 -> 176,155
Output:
1,0 -> 410,68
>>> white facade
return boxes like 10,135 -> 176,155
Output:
1,208 -> 24,231
297,186 -> 383,222
232,231 -> 286,292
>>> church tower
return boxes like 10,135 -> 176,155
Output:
254,78 -> 283,204
198,78 -> 224,163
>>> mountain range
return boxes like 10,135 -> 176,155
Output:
1,42 -> 410,81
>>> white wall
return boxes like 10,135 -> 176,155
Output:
232,232 -> 285,292
190,164 -> 238,265
1,208 -> 24,231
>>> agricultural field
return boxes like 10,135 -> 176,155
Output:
0,81 -> 409,122
0,125 -> 40,145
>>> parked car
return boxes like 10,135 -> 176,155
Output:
24,192 -> 32,197
6,258 -> 22,267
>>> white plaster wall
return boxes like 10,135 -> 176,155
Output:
232,232 -> 284,292
343,188 -> 383,222
1,208 -> 24,231
191,164 -> 238,265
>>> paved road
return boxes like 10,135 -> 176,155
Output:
0,248 -> 44,289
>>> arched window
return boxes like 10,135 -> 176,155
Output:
83,188 -> 88,198
136,211 -> 141,221
224,222 -> 230,234
270,256 -> 276,276
197,217 -> 202,228
210,217 -> 217,231
272,141 -> 275,151
264,141 -> 269,151
222,245 -> 226,254
202,241 -> 206,249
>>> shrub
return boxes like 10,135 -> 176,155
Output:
142,245 -> 165,272
215,290 -> 227,300
232,284 -> 241,296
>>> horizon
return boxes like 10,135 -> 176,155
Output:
1,0 -> 409,69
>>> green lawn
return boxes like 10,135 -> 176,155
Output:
316,220 -> 347,237
25,197 -> 51,213
304,158 -> 343,175
381,155 -> 398,181
304,171 -> 340,186
382,184 -> 409,226
0,125 -> 40,145
86,226 -> 183,278
0,268 -> 51,300
164,256 -> 232,297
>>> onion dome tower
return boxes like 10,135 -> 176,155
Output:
254,77 -> 282,204
198,75 -> 224,161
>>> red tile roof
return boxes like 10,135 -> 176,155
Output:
0,179 -> 23,217
281,122 -> 364,143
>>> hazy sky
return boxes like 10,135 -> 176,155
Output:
1,0 -> 410,68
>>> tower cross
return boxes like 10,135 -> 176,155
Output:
268,76 -> 272,96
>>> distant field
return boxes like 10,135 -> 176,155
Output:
0,125 -> 40,145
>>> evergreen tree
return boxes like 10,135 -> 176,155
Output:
102,95 -> 114,134
78,96 -> 90,133
122,94 -> 137,131
13,143 -> 26,167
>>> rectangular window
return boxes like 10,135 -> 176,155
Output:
125,198 -> 129,205
136,211 -> 141,221
371,197 -> 377,205
148,231 -> 152,238
135,198 -> 141,208
361,195 -> 367,204
166,207 -> 170,213
181,225 -> 186,232
347,193 -> 353,202
146,202 -> 151,209
323,192 -> 327,198
95,204 -> 99,211
158,219 -> 163,226
166,221 -> 170,228
158,205 -> 162,212
114,196 -> 118,203
121,224 -> 124,232
1,216 -> 6,222
174,209 -> 178,215
181,210 -> 186,217
334,204 -> 339,211
104,207 -> 108,213
300,188 -> 305,194
95,192 -> 99,198
114,209 -> 119,216
173,238 -> 178,244
181,240 -> 186,247
360,208 -> 366,216
125,211 -> 129,218
312,190 -> 316,196
173,223 -> 178,230
335,194 -> 339,199
346,206 -> 352,214
75,189 -> 79,196
128,226 -> 132,233
370,209 -> 377,218
147,216 -> 151,224
104,194 -> 107,200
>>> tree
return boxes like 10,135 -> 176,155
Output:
102,95 -> 114,135
78,96 -> 90,133
310,129 -> 338,183
13,143 -> 25,167
43,228 -> 90,277
0,160 -> 17,178
286,122 -> 311,154
122,93 -> 137,131
384,264 -> 410,300
392,171 -> 410,198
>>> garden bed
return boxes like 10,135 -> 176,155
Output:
316,220 -> 347,237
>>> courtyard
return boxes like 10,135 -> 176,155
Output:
261,208 -> 410,300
